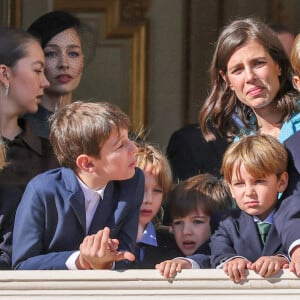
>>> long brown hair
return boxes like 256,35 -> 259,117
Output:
199,17 -> 298,142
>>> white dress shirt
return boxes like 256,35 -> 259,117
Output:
65,177 -> 106,270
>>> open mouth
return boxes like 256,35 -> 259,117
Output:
182,241 -> 196,249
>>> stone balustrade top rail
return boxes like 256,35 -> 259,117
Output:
0,269 -> 299,299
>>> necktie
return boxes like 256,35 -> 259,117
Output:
257,222 -> 271,244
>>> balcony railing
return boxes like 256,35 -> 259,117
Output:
0,269 -> 299,299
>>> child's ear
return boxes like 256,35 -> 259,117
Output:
293,75 -> 300,92
76,154 -> 94,172
278,171 -> 289,193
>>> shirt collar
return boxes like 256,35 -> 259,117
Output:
76,176 -> 106,202
253,209 -> 275,224
138,222 -> 158,247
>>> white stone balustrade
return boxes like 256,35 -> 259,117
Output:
0,269 -> 299,299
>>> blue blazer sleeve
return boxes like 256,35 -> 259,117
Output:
12,181 -> 75,270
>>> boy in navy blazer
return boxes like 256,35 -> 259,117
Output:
210,135 -> 289,283
272,36 -> 300,277
12,101 -> 144,270
274,130 -> 300,276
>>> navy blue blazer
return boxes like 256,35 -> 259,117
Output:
283,131 -> 300,197
271,132 -> 300,252
210,209 -> 287,268
273,192 -> 300,253
12,167 -> 144,270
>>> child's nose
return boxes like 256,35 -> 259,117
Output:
183,223 -> 192,234
129,140 -> 137,155
143,191 -> 152,204
245,185 -> 256,196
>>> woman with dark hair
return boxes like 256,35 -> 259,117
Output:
199,17 -> 300,143
0,27 -> 58,269
26,10 -> 95,139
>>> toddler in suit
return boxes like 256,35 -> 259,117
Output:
130,142 -> 182,268
156,173 -> 233,279
211,134 -> 289,283
12,101 -> 144,270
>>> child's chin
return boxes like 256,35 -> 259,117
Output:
182,248 -> 195,256
124,169 -> 136,179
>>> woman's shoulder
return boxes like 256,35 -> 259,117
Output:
280,111 -> 300,143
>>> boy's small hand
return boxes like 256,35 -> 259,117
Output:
290,245 -> 300,276
78,227 -> 135,269
251,256 -> 289,277
223,257 -> 250,283
155,258 -> 191,279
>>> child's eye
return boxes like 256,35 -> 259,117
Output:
153,188 -> 163,194
233,182 -> 244,186
193,219 -> 205,225
172,220 -> 182,226
256,179 -> 266,184
35,70 -> 43,75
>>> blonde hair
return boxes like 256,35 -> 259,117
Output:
291,33 -> 300,76
136,143 -> 172,194
222,134 -> 288,184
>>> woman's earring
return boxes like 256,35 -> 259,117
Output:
4,84 -> 9,97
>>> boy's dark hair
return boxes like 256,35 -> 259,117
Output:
169,173 -> 233,220
49,101 -> 130,170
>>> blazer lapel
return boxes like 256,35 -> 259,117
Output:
262,224 -> 281,255
239,212 -> 263,260
63,168 -> 86,233
88,181 -> 118,234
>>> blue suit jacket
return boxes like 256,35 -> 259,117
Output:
210,209 -> 287,267
273,192 -> 300,253
283,131 -> 300,197
273,131 -> 300,252
12,167 -> 144,270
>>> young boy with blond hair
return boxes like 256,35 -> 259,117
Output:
211,134 -> 289,283
130,142 -> 182,268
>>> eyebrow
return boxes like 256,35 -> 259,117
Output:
173,215 -> 209,220
192,215 -> 209,219
45,44 -> 81,49
32,60 -> 45,68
